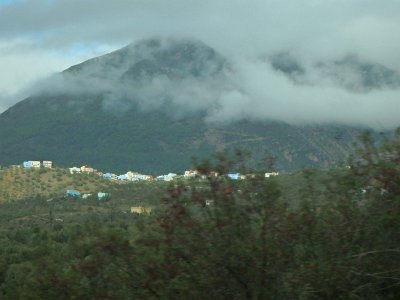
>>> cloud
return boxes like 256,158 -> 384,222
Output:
0,38 -> 115,110
0,0 -> 399,128
209,58 -> 400,128
1,1 -> 400,60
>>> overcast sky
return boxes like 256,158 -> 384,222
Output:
0,0 -> 399,128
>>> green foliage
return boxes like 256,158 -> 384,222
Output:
0,132 -> 399,298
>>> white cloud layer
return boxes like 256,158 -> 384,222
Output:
0,0 -> 399,128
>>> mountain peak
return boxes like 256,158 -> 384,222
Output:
0,36 -> 366,174
64,37 -> 228,81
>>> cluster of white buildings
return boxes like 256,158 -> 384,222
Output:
23,160 -> 53,168
265,172 -> 279,178
155,170 -> 201,181
66,166 -> 201,183
65,189 -> 111,200
67,165 -> 155,182
21,160 -> 279,183
69,165 -> 100,175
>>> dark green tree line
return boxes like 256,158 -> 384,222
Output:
0,130 -> 399,299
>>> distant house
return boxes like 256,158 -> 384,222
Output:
130,206 -> 152,214
125,171 -> 152,181
117,175 -> 128,181
265,172 -> 279,178
22,161 -> 41,168
227,173 -> 241,180
138,174 -> 152,181
81,165 -> 95,173
42,161 -> 53,168
157,173 -> 177,181
66,189 -> 81,197
184,170 -> 198,178
103,173 -> 113,180
143,175 -> 153,181
23,161 -> 33,168
31,161 -> 41,168
69,167 -> 81,174
98,192 -> 111,200
125,171 -> 139,180
134,174 -> 153,181
129,175 -> 141,181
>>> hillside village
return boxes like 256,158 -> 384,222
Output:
14,160 -> 279,199
21,160 -> 279,182
22,160 -> 200,182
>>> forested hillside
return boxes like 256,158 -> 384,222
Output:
0,130 -> 398,299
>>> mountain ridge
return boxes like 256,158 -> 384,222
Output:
0,37 -> 371,174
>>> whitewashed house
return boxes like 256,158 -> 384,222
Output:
23,161 -> 41,168
135,174 -> 152,181
265,172 -> 279,178
42,161 -> 53,168
125,171 -> 139,181
69,167 -> 81,174
184,170 -> 198,178
130,206 -> 152,214
81,165 -> 95,173
31,161 -> 41,168
125,171 -> 152,181
23,161 -> 33,168
157,173 -> 177,181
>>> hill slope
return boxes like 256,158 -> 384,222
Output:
0,166 -> 115,202
0,38 -> 365,174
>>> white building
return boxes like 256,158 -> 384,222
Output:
31,161 -> 41,168
125,171 -> 139,180
157,173 -> 177,181
184,170 -> 198,178
125,171 -> 152,181
42,161 -> 53,168
69,167 -> 81,174
81,165 -> 95,173
265,172 -> 279,178
135,174 -> 152,181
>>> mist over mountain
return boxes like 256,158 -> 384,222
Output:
2,0 -> 400,128
0,37 -> 392,173
270,52 -> 400,93
22,37 -> 399,128
30,38 -> 234,119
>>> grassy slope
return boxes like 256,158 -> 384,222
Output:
0,166 -> 117,202
0,166 -> 344,229
0,169 -> 168,227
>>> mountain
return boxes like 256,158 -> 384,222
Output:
270,52 -> 400,92
0,38 -> 366,174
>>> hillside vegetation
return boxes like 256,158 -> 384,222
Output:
0,130 -> 398,299
0,167 -> 115,202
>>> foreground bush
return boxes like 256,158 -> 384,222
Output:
0,131 -> 399,299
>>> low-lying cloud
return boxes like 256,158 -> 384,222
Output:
28,38 -> 400,130
0,0 -> 399,128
